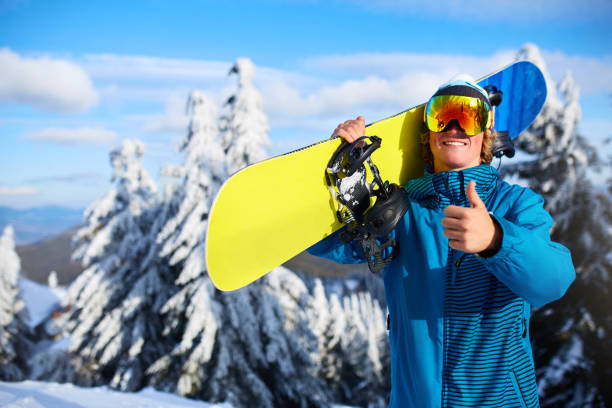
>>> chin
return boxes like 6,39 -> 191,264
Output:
436,158 -> 479,172
443,158 -> 470,169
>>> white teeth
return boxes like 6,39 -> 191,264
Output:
443,141 -> 465,146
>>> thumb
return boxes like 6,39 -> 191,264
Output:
466,180 -> 485,209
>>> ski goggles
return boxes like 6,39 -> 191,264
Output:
425,88 -> 492,136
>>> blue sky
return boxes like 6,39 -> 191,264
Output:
1,0 -> 611,209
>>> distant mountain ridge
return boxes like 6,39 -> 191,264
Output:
0,205 -> 84,245
16,225 -> 83,286
11,221 -> 362,287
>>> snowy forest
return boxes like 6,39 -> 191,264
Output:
1,45 -> 611,407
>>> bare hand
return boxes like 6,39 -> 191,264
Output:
332,116 -> 365,143
441,181 -> 501,253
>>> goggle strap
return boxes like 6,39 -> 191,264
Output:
431,85 -> 491,109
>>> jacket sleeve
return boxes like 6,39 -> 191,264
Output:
479,186 -> 576,308
306,228 -> 368,265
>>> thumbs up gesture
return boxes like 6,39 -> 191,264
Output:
441,181 -> 502,254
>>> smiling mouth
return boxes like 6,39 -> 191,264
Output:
442,141 -> 467,146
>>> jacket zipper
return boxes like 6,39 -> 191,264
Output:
453,253 -> 468,285
443,173 -> 463,407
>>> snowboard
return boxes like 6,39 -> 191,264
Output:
206,61 -> 547,291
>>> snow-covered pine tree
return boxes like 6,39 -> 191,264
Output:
146,89 -> 228,396
502,44 -> 612,407
149,268 -> 332,407
0,225 -> 30,380
220,57 -> 270,175
310,279 -> 344,391
58,139 -> 171,391
212,267 -> 329,407
339,291 -> 387,407
156,90 -> 225,289
507,45 -> 595,224
147,77 -> 330,407
307,276 -> 391,407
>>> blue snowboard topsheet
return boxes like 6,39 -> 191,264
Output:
478,61 -> 547,139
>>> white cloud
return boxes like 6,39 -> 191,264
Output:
66,50 -> 515,134
17,47 -> 606,148
260,47 -> 612,135
23,127 -> 117,144
140,93 -> 190,134
540,51 -> 612,96
25,172 -> 105,184
260,51 -> 518,130
82,53 -> 325,107
0,48 -> 99,114
82,54 -> 230,81
81,54 -> 233,104
0,186 -> 38,196
302,50 -> 516,80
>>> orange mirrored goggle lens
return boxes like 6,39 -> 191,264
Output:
425,95 -> 491,136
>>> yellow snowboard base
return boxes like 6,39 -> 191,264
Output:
206,106 -> 425,291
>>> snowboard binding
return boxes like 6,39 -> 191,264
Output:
485,85 -> 516,159
326,136 -> 410,274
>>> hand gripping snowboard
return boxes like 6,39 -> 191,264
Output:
206,61 -> 547,291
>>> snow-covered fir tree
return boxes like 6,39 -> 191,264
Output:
147,76 -> 331,407
0,225 -> 30,380
157,90 -> 225,289
146,89 -> 228,397
56,139 -> 172,391
502,44 -> 612,407
309,278 -> 389,407
221,57 -> 270,175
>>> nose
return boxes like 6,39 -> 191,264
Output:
442,119 -> 464,133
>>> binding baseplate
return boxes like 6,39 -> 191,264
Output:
326,136 -> 410,273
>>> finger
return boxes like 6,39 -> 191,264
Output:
443,205 -> 468,219
443,228 -> 465,241
332,127 -> 343,139
344,125 -> 360,141
440,217 -> 464,230
448,239 -> 469,252
335,128 -> 355,143
332,124 -> 343,138
333,117 -> 365,142
347,116 -> 365,140
466,180 -> 485,209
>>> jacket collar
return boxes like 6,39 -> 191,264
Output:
404,164 -> 499,209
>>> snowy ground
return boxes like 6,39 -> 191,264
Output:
11,280 -> 357,408
0,381 -> 357,408
8,281 -> 230,407
0,381 -> 232,408
18,278 -> 65,329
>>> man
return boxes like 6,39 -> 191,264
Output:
308,78 -> 575,407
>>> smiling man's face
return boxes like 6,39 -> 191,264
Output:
429,122 -> 484,173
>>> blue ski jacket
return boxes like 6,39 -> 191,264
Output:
308,164 -> 575,408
